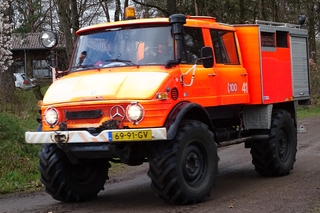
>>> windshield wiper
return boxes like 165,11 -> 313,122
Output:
105,59 -> 136,66
70,59 -> 136,71
70,64 -> 99,71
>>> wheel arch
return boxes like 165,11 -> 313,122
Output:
243,102 -> 297,130
273,102 -> 297,128
165,101 -> 213,140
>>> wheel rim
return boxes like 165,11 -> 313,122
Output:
182,141 -> 207,186
278,127 -> 289,162
68,161 -> 97,184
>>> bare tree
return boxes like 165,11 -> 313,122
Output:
132,0 -> 171,16
100,0 -> 113,22
11,0 -> 51,33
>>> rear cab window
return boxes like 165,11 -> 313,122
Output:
210,30 -> 240,65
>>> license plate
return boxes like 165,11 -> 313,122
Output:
111,130 -> 152,141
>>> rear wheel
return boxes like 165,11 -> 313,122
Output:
38,144 -> 110,202
250,110 -> 297,176
148,120 -> 219,204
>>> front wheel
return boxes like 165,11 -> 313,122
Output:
250,110 -> 297,176
38,144 -> 110,202
148,120 -> 219,204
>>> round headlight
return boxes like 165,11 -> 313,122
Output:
126,103 -> 144,124
40,31 -> 58,49
44,108 -> 59,126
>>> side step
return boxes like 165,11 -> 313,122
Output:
218,135 -> 269,147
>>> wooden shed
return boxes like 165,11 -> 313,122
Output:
11,33 -> 67,78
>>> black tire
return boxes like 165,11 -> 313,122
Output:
148,120 -> 219,204
38,144 -> 110,202
250,110 -> 297,176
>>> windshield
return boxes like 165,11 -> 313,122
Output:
70,26 -> 173,71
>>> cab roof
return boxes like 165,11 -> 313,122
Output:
76,16 -> 236,35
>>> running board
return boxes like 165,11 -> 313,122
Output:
218,135 -> 269,147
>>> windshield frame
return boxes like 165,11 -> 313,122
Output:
69,25 -> 174,72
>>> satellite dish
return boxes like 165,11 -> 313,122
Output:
298,15 -> 306,26
40,31 -> 58,48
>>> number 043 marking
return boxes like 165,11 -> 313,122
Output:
242,82 -> 248,93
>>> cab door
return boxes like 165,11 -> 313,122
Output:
180,27 -> 219,107
210,29 -> 250,105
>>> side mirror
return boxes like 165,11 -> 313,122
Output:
201,46 -> 214,68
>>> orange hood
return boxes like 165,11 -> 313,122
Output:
43,71 -> 169,105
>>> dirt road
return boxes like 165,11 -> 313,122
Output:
1,116 -> 320,213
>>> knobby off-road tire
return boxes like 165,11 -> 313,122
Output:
250,110 -> 297,176
148,120 -> 219,204
38,144 -> 110,202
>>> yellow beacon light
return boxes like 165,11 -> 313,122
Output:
125,7 -> 136,20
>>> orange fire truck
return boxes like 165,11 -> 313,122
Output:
26,8 -> 310,204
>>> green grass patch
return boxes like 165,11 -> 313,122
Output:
0,112 -> 42,194
297,105 -> 320,118
0,88 -> 43,194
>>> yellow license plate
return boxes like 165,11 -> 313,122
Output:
111,130 -> 152,141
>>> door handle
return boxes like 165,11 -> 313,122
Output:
240,73 -> 248,76
208,73 -> 216,77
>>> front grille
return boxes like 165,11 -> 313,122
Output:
66,110 -> 103,120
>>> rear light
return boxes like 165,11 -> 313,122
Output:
23,80 -> 28,85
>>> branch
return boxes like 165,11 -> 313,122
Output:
131,0 -> 171,17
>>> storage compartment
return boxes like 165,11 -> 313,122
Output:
235,22 -> 310,105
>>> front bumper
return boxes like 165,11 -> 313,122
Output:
25,128 -> 167,144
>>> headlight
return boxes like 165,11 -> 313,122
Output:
44,108 -> 59,126
126,103 -> 144,124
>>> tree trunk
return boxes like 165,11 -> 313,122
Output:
114,0 -> 121,21
307,1 -> 317,63
70,0 -> 79,43
100,0 -> 111,22
167,0 -> 176,15
239,0 -> 245,23
0,67 -> 15,112
56,0 -> 74,60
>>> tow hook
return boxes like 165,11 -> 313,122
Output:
51,132 -> 69,143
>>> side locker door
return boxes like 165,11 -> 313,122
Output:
210,30 -> 250,105
290,36 -> 310,100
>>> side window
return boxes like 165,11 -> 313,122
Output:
210,30 -> 239,65
182,27 -> 204,64
261,32 -> 275,47
261,31 -> 288,48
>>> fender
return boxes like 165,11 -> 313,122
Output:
165,101 -> 213,140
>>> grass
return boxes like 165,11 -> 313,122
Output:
297,105 -> 320,118
0,112 -> 42,194
0,88 -> 43,195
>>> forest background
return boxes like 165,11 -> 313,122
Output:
0,0 -> 320,193
1,0 -> 320,102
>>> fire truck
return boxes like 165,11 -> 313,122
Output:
26,7 -> 310,204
